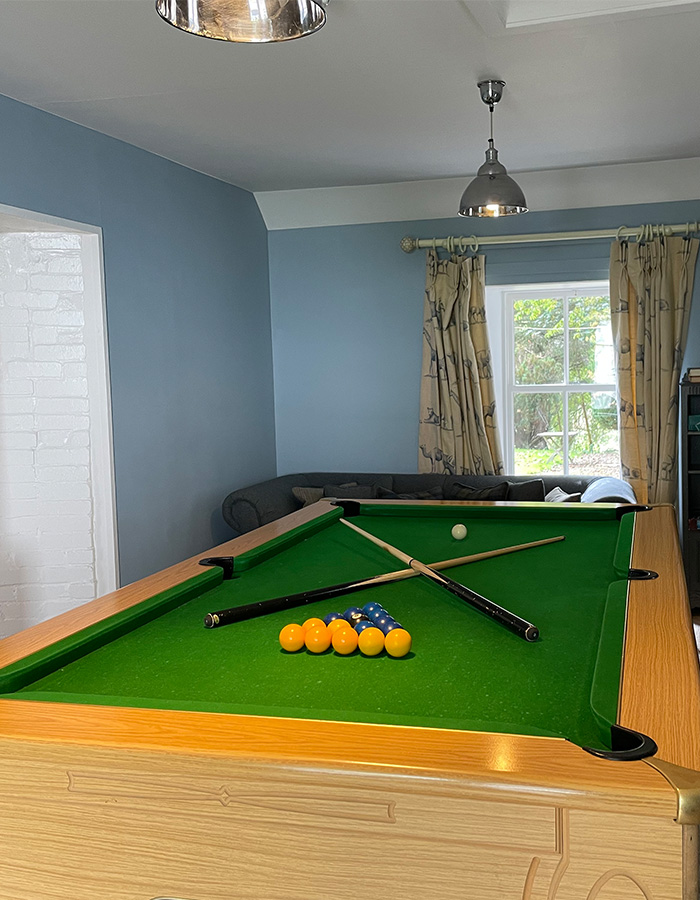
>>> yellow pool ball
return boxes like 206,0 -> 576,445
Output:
304,626 -> 331,653
358,626 -> 385,657
327,618 -> 351,636
384,628 -> 412,658
332,627 -> 359,655
278,623 -> 305,653
302,617 -> 326,634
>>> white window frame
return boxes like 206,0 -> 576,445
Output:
500,280 -> 614,476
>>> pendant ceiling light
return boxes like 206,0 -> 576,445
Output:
155,0 -> 326,43
459,80 -> 528,218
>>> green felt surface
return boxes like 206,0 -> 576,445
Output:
0,504 -> 634,750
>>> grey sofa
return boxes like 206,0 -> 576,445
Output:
222,471 -> 634,536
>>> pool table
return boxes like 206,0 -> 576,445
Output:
0,500 -> 699,900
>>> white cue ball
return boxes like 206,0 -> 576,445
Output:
451,523 -> 468,540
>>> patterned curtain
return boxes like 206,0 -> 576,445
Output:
610,235 -> 699,504
418,251 -> 504,476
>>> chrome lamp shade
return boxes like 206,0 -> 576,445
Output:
459,80 -> 528,218
459,143 -> 527,218
155,0 -> 326,43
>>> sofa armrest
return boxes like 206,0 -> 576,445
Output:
222,474 -> 307,534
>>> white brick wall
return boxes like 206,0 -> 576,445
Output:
0,232 -> 97,638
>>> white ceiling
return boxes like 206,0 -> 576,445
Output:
0,0 -> 699,191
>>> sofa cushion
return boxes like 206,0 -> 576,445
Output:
445,481 -> 509,501
390,474 -> 448,493
292,486 -> 325,507
506,479 -> 546,501
377,485 -> 444,501
545,486 -> 582,502
305,473 -> 393,491
323,482 -> 379,499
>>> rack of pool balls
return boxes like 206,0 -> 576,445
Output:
279,603 -> 412,658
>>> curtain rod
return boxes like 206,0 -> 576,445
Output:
399,221 -> 700,254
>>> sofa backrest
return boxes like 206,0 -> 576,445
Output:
221,471 -> 603,535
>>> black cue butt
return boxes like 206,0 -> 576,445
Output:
427,568 -> 540,642
202,577 -> 370,629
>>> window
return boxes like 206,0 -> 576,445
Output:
500,281 -> 620,478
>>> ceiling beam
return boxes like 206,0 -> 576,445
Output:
461,1 -> 508,36
506,0 -> 700,30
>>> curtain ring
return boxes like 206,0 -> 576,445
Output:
445,236 -> 453,254
615,225 -> 627,242
431,238 -> 438,253
469,235 -> 479,253
458,236 -> 468,254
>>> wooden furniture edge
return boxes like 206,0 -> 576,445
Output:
0,698 -> 677,818
646,757 -> 700,825
617,504 -> 700,823
621,505 -> 700,770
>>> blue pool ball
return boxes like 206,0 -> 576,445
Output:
374,614 -> 393,632
323,612 -> 344,626
362,602 -> 381,616
369,607 -> 387,623
343,606 -> 364,622
355,620 -> 374,634
381,619 -> 403,635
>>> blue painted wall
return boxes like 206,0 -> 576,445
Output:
0,94 -> 275,583
5,83 -> 699,579
269,199 -> 700,475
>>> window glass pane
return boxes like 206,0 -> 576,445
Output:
513,297 -> 564,385
513,392 -> 564,475
568,294 -> 614,384
568,391 -> 620,477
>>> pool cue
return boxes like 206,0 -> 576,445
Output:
203,535 -> 562,628
340,517 -> 540,642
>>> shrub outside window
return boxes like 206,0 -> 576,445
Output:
503,282 -> 620,478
